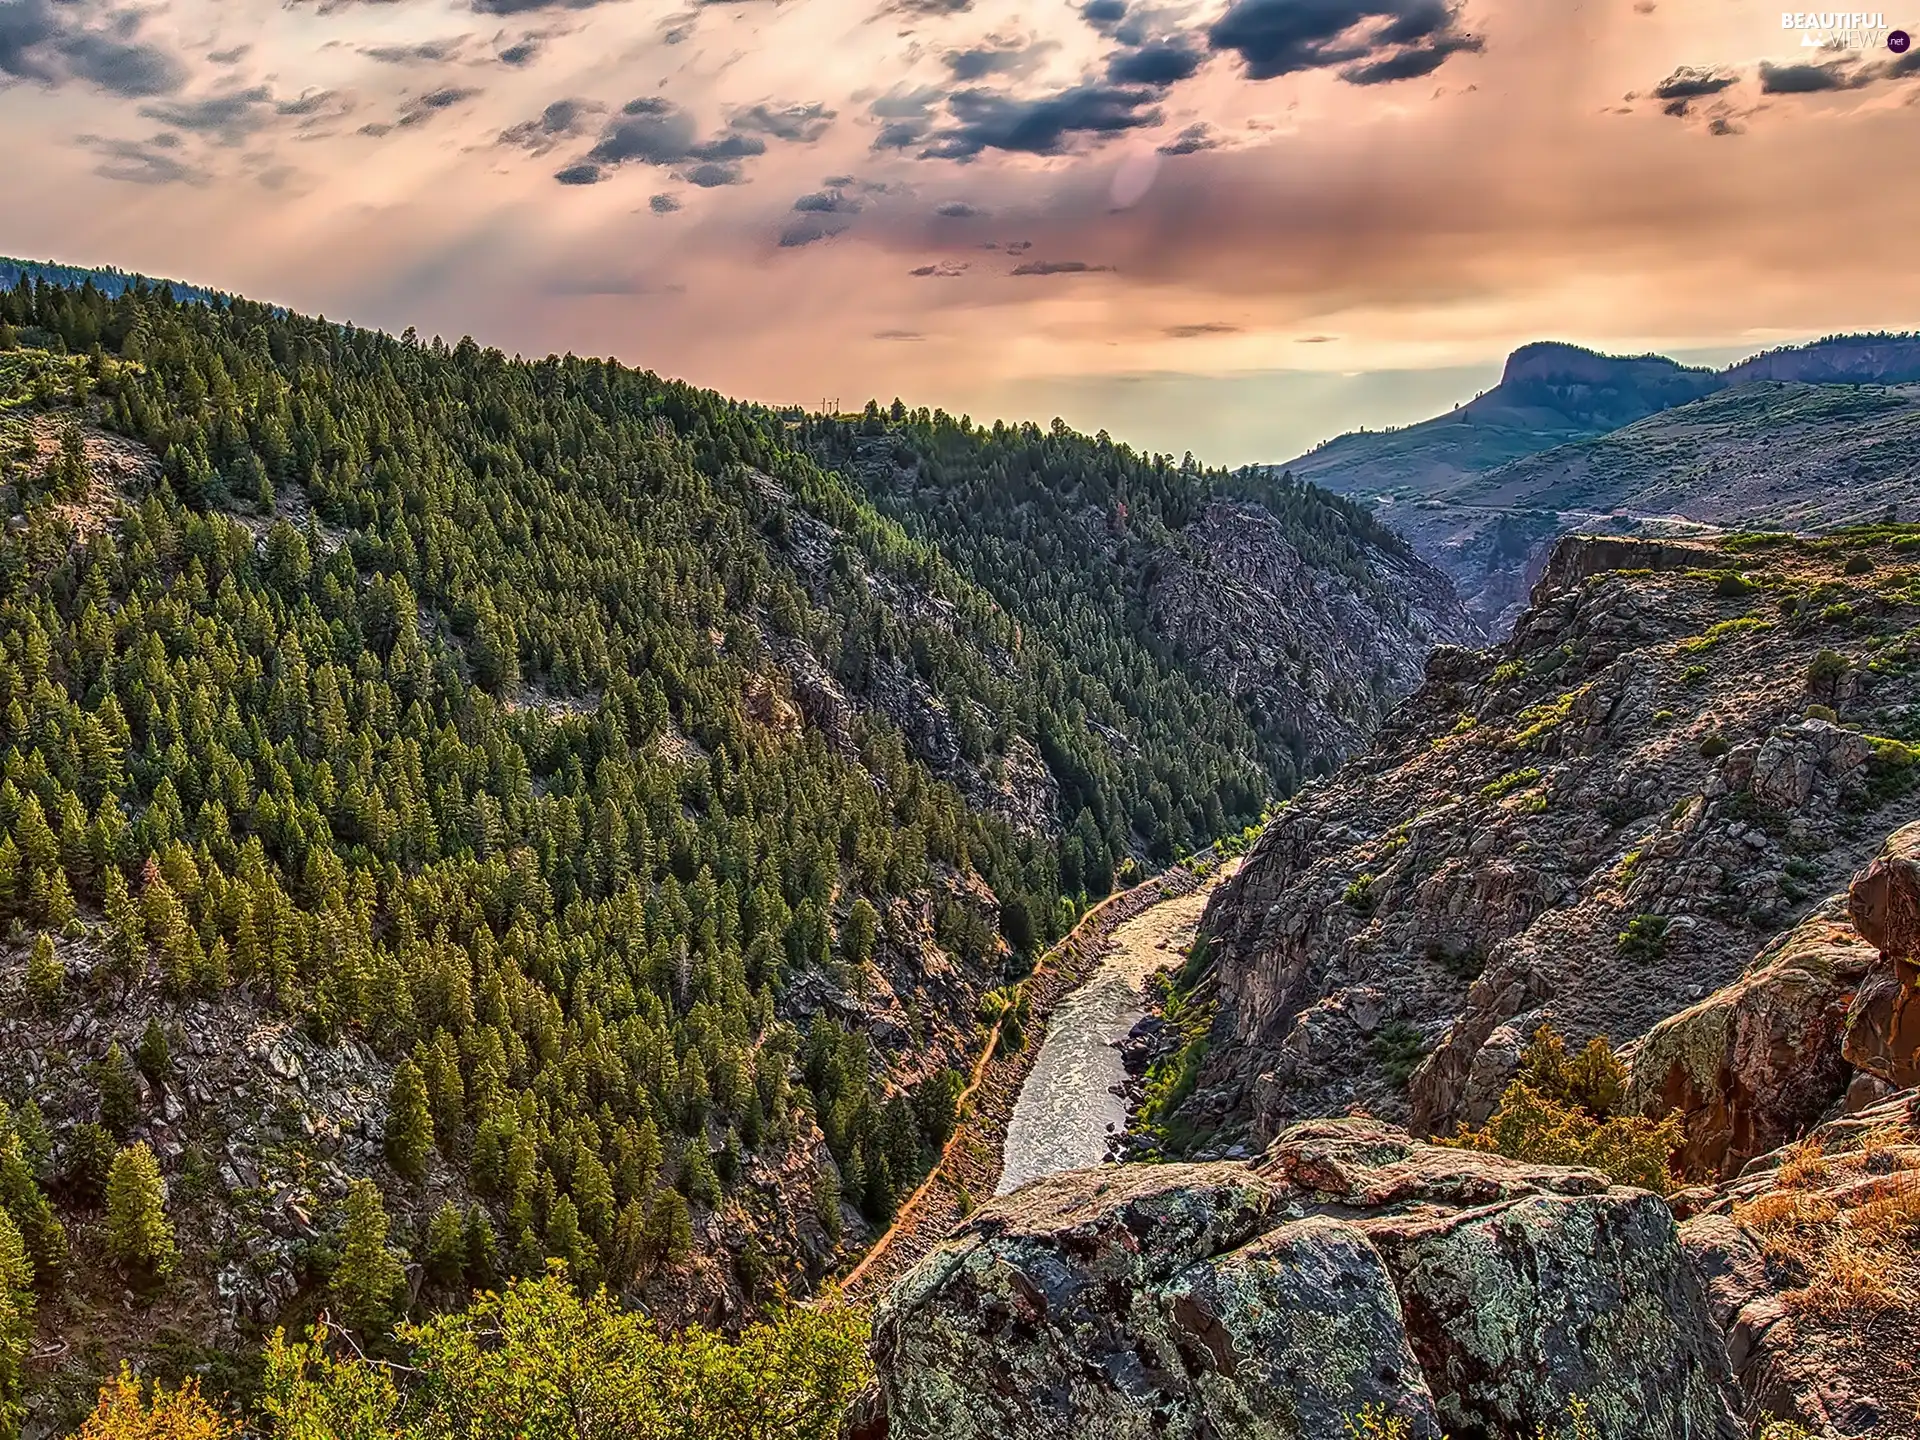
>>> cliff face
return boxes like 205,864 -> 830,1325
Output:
1173,529 -> 1920,1153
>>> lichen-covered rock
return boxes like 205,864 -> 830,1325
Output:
1624,899 -> 1878,1177
1847,821 -> 1920,962
867,1120 -> 1741,1440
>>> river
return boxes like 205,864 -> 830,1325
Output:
996,878 -> 1225,1195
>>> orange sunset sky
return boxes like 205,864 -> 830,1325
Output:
3,0 -> 1917,463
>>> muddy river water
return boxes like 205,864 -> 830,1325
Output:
996,880 -> 1221,1195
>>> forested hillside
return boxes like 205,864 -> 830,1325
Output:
0,272 -> 1465,1427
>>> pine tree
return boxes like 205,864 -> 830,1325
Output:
0,1210 -> 32,1440
384,1059 -> 433,1182
62,1122 -> 116,1209
462,1206 -> 498,1290
98,1042 -> 140,1138
331,1179 -> 406,1336
424,1202 -> 466,1290
646,1189 -> 692,1267
105,1141 -> 177,1281
25,932 -> 64,1013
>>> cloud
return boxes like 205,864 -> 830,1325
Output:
1011,258 -> 1114,275
1708,116 -> 1743,136
1758,59 -> 1866,93
397,87 -> 481,126
875,329 -> 925,341
934,199 -> 984,217
904,82 -> 1165,160
728,101 -> 836,142
1296,334 -> 1338,344
208,45 -> 250,65
779,217 -> 847,247
908,260 -> 969,276
361,38 -> 469,65
496,36 -> 543,65
1652,65 -> 1738,102
1,0 -> 187,97
565,95 -> 829,186
685,160 -> 744,185
649,192 -> 681,212
137,86 -> 277,145
1164,321 -> 1239,337
1106,38 -> 1203,85
1208,0 -> 1481,85
77,133 -> 206,185
470,0 -> 625,14
944,37 -> 1056,81
1080,0 -> 1128,30
554,161 -> 601,183
1157,120 -> 1219,154
499,98 -> 603,153
793,188 -> 862,213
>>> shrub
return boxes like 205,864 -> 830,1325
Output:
1806,648 -> 1849,694
75,1367 -> 237,1440
1443,1027 -> 1679,1193
258,1272 -> 872,1440
1479,767 -> 1541,800
1371,1021 -> 1426,1089
1843,553 -> 1876,575
1804,703 -> 1837,722
1342,873 -> 1378,916
1715,572 -> 1756,596
1616,913 -> 1669,964
1698,732 -> 1729,759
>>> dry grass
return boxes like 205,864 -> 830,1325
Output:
1736,1124 -> 1920,1320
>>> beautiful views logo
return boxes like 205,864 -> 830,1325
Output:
1780,10 -> 1897,47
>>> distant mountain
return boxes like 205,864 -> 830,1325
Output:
1281,333 -> 1920,631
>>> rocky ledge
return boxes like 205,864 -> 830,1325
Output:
853,1119 -> 1740,1440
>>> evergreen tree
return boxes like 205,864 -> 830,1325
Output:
105,1141 -> 177,1282
0,1210 -> 32,1440
646,1189 -> 692,1267
331,1179 -> 406,1337
97,1042 -> 139,1139
25,932 -> 63,1013
62,1122 -> 116,1209
384,1060 -> 433,1182
424,1203 -> 466,1290
136,1018 -> 171,1089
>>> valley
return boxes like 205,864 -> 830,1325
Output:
1,265 -> 1918,1440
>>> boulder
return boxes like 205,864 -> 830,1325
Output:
1841,824 -> 1920,1085
1847,820 -> 1920,963
1624,901 -> 1878,1178
866,1120 -> 1741,1440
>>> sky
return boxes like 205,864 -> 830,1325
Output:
3,0 -> 1919,466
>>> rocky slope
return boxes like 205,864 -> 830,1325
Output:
1281,336 -> 1920,633
1169,528 -> 1920,1158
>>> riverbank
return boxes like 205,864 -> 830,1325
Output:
840,856 -> 1231,1302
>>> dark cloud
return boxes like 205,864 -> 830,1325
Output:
875,329 -> 925,341
1164,321 -> 1239,337
944,38 -> 1056,81
1106,38 -> 1202,85
208,44 -> 250,65
1758,59 -> 1867,93
470,0 -> 623,14
1208,0 -> 1480,85
793,188 -> 862,213
934,199 -> 984,217
77,133 -> 205,185
1296,334 -> 1337,343
729,101 -> 836,142
588,99 -> 700,164
276,89 -> 342,119
499,98 -> 603,154
685,160 -> 743,186
649,192 -> 681,212
890,0 -> 974,13
1011,259 -> 1114,275
497,37 -> 542,64
0,0 -> 185,98
138,86 -> 276,145
778,217 -> 846,247
397,87 -> 481,126
1652,65 -> 1738,101
1080,0 -> 1127,29
901,82 -> 1164,160
361,37 -> 468,65
1708,116 -> 1743,136
554,161 -> 602,183
908,260 -> 969,276
1157,120 -> 1218,154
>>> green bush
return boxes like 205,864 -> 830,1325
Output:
1342,873 -> 1378,916
1371,1021 -> 1426,1089
1698,732 -> 1729,759
1616,913 -> 1670,963
1843,553 -> 1876,575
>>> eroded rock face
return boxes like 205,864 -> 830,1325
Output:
1624,898 -> 1879,1178
1842,823 -> 1920,1087
866,1120 -> 1741,1440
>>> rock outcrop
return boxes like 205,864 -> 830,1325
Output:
863,1119 -> 1741,1440
1842,823 -> 1920,1088
1173,530 -> 1920,1158
1624,898 -> 1879,1179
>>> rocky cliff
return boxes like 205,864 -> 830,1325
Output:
1171,529 -> 1920,1156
